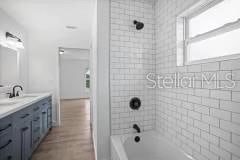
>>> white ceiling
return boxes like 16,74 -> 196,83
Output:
0,0 -> 95,49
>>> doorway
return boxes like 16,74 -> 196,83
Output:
59,48 -> 90,100
31,48 -> 94,159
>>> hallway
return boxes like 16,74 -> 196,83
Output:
32,99 -> 95,160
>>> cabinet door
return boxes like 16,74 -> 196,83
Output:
32,115 -> 41,149
13,124 -> 21,160
41,109 -> 48,136
0,116 -> 13,160
13,109 -> 32,160
21,121 -> 32,160
47,107 -> 52,129
0,133 -> 13,160
14,120 -> 32,160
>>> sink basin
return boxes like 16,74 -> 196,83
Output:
15,94 -> 39,99
0,99 -> 19,105
0,94 -> 39,105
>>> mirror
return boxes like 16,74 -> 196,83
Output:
0,46 -> 19,87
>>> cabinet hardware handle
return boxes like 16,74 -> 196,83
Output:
0,124 -> 12,132
0,140 -> 12,150
21,114 -> 30,119
34,107 -> 40,111
21,127 -> 29,132
42,112 -> 46,114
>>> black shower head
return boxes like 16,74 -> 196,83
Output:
133,20 -> 144,30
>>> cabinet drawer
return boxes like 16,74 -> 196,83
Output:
14,107 -> 32,122
32,123 -> 41,147
40,98 -> 51,109
33,104 -> 41,113
0,137 -> 13,160
33,115 -> 40,124
41,100 -> 48,107
0,133 -> 12,148
0,116 -> 13,137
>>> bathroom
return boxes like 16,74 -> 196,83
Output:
0,0 -> 240,160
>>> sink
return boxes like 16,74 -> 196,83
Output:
0,94 -> 39,105
15,94 -> 39,99
0,99 -> 19,105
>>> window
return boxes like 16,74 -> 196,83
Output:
178,0 -> 240,64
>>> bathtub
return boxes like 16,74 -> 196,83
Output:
111,131 -> 194,160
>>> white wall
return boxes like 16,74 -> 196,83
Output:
0,8 -> 28,94
27,32 -> 60,125
60,59 -> 89,99
26,13 -> 94,125
90,1 -> 98,158
91,0 -> 110,159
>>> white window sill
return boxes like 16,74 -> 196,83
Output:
185,53 -> 240,65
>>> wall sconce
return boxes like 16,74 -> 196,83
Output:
6,32 -> 24,49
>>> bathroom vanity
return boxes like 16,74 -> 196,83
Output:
0,93 -> 52,160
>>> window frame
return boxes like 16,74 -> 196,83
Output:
178,0 -> 240,65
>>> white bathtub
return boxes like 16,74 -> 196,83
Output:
111,131 -> 194,160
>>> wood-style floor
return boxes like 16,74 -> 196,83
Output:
32,99 -> 95,160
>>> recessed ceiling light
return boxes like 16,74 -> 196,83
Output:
66,26 -> 78,29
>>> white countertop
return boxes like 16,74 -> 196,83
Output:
0,93 -> 52,119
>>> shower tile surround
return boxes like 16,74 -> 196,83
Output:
110,0 -> 240,160
110,0 -> 156,135
155,0 -> 240,160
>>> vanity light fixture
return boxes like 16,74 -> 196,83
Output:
6,32 -> 24,49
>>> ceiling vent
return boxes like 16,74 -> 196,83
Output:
66,26 -> 78,29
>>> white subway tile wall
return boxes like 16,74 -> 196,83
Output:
110,0 -> 240,159
110,0 -> 156,135
155,0 -> 240,160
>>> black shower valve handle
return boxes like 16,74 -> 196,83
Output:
130,97 -> 141,110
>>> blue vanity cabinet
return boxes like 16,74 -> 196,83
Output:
0,116 -> 14,160
31,104 -> 41,150
0,96 -> 52,160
